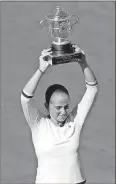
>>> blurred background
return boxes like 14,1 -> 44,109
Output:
1,1 -> 115,184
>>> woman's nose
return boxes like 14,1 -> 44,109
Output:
61,107 -> 66,114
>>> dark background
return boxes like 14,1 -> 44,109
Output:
1,1 -> 115,183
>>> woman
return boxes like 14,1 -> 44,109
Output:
21,45 -> 98,184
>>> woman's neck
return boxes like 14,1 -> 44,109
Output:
49,115 -> 65,127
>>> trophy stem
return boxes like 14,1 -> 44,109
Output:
58,37 -> 62,43
53,37 -> 69,45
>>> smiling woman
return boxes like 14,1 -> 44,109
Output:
21,47 -> 98,184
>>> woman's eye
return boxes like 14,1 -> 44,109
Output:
65,106 -> 69,110
55,106 -> 61,110
55,106 -> 69,110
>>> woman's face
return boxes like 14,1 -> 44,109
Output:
48,91 -> 70,126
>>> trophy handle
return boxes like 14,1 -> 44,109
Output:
40,19 -> 50,31
70,14 -> 79,29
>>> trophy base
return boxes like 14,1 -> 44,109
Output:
51,42 -> 82,65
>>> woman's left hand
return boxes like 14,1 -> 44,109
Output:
73,44 -> 86,64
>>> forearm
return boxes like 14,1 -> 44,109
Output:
78,61 -> 97,85
22,50 -> 52,97
77,61 -> 98,126
22,68 -> 43,96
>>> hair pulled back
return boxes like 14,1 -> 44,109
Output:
45,84 -> 69,109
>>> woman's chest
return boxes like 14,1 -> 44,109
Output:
32,120 -> 81,155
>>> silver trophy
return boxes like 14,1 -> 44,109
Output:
40,6 -> 82,65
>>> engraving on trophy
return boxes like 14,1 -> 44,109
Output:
40,6 -> 82,65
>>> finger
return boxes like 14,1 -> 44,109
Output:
42,52 -> 53,58
45,48 -> 52,52
81,50 -> 85,55
41,48 -> 52,55
39,55 -> 43,60
73,45 -> 81,52
73,44 -> 80,49
48,58 -> 52,65
39,52 -> 52,61
42,48 -> 51,53
41,50 -> 47,55
74,45 -> 85,55
41,49 -> 52,54
42,52 -> 52,57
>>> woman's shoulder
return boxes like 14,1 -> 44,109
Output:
36,114 -> 50,123
66,109 -> 78,123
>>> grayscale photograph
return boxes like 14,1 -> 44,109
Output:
1,1 -> 115,184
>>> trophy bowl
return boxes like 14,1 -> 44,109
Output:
40,6 -> 82,65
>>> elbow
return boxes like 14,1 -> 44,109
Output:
20,90 -> 33,103
95,82 -> 99,93
95,86 -> 98,96
93,84 -> 99,95
94,83 -> 98,92
92,84 -> 99,101
20,93 -> 25,103
20,90 -> 24,101
86,83 -> 99,96
21,93 -> 23,102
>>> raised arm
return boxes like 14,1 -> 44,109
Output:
21,50 -> 52,129
72,46 -> 98,127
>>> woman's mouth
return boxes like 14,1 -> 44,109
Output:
59,114 -> 67,118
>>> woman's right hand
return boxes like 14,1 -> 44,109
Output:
39,48 -> 52,73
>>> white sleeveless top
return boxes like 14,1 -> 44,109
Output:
21,84 -> 97,183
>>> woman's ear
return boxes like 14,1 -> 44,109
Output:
44,102 -> 49,110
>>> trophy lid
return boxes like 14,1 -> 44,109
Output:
46,6 -> 70,21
